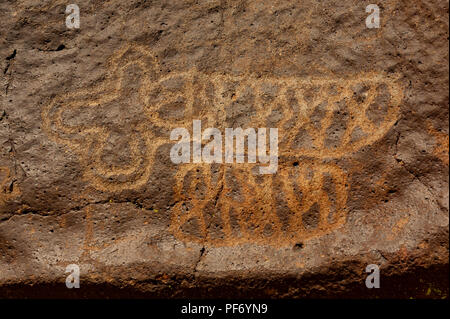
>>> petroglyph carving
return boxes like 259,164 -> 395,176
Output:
170,162 -> 348,245
42,44 -> 404,245
42,45 -> 163,192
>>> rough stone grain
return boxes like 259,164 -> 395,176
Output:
0,0 -> 448,298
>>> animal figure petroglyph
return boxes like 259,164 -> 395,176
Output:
170,161 -> 349,245
42,44 -> 404,245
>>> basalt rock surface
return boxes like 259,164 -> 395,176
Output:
0,0 -> 448,298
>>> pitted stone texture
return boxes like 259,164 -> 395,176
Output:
0,0 -> 448,298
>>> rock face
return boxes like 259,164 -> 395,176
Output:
0,0 -> 448,298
